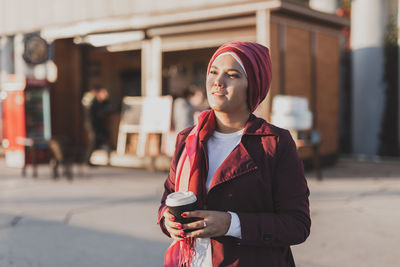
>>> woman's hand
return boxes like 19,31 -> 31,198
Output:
163,209 -> 185,241
182,210 -> 231,238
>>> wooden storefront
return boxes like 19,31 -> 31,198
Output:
41,1 -> 348,166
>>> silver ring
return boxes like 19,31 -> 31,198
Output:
203,221 -> 207,228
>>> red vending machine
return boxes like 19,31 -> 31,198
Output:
2,76 -> 51,170
2,77 -> 27,168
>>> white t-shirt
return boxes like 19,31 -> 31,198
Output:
191,129 -> 244,267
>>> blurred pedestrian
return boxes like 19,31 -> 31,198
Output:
158,41 -> 310,266
172,88 -> 195,132
188,85 -> 209,125
82,85 -> 112,165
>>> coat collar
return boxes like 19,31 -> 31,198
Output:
207,114 -> 279,193
176,114 -> 280,194
208,142 -> 258,192
177,113 -> 280,137
243,114 -> 279,136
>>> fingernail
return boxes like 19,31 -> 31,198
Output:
176,224 -> 182,229
171,216 -> 175,221
180,231 -> 186,237
181,212 -> 187,217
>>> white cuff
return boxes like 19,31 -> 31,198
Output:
225,211 -> 242,239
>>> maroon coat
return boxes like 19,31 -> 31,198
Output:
158,114 -> 311,266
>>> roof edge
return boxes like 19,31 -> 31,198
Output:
279,1 -> 350,27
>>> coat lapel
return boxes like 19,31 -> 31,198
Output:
199,114 -> 279,194
208,142 -> 258,192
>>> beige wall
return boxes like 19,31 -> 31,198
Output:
0,0 -> 259,35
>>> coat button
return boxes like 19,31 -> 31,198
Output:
263,233 -> 273,242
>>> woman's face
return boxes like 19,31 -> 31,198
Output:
206,54 -> 249,114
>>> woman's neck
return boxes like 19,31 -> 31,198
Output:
214,110 -> 250,133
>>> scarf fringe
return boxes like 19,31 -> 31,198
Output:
178,238 -> 196,267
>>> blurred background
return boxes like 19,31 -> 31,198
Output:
0,0 -> 399,266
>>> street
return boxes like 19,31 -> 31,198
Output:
1,158 -> 400,267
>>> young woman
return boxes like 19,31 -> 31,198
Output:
158,41 -> 310,267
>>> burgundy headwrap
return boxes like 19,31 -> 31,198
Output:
207,41 -> 272,113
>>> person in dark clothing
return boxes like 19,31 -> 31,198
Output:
82,86 -> 112,165
90,87 -> 112,148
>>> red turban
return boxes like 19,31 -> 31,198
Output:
207,41 -> 272,112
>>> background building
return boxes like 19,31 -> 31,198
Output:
0,0 -> 359,168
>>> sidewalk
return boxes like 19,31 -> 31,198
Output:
294,158 -> 400,267
0,158 -> 399,267
0,162 -> 171,267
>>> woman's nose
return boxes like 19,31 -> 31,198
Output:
214,74 -> 224,88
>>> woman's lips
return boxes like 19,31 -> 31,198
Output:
211,91 -> 226,96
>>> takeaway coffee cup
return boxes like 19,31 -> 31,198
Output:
166,191 -> 198,224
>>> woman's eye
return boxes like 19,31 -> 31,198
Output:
209,70 -> 218,75
228,73 -> 239,78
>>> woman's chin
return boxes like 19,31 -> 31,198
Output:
211,106 -> 235,114
209,103 -> 226,112
209,99 -> 227,111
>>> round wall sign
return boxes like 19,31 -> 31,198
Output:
23,34 -> 49,65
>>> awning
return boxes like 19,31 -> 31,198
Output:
73,31 -> 145,47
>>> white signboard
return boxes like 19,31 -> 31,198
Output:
120,96 -> 172,133
117,96 -> 172,155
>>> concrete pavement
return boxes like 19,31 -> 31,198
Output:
293,159 -> 400,267
0,163 -> 170,267
0,157 -> 400,267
